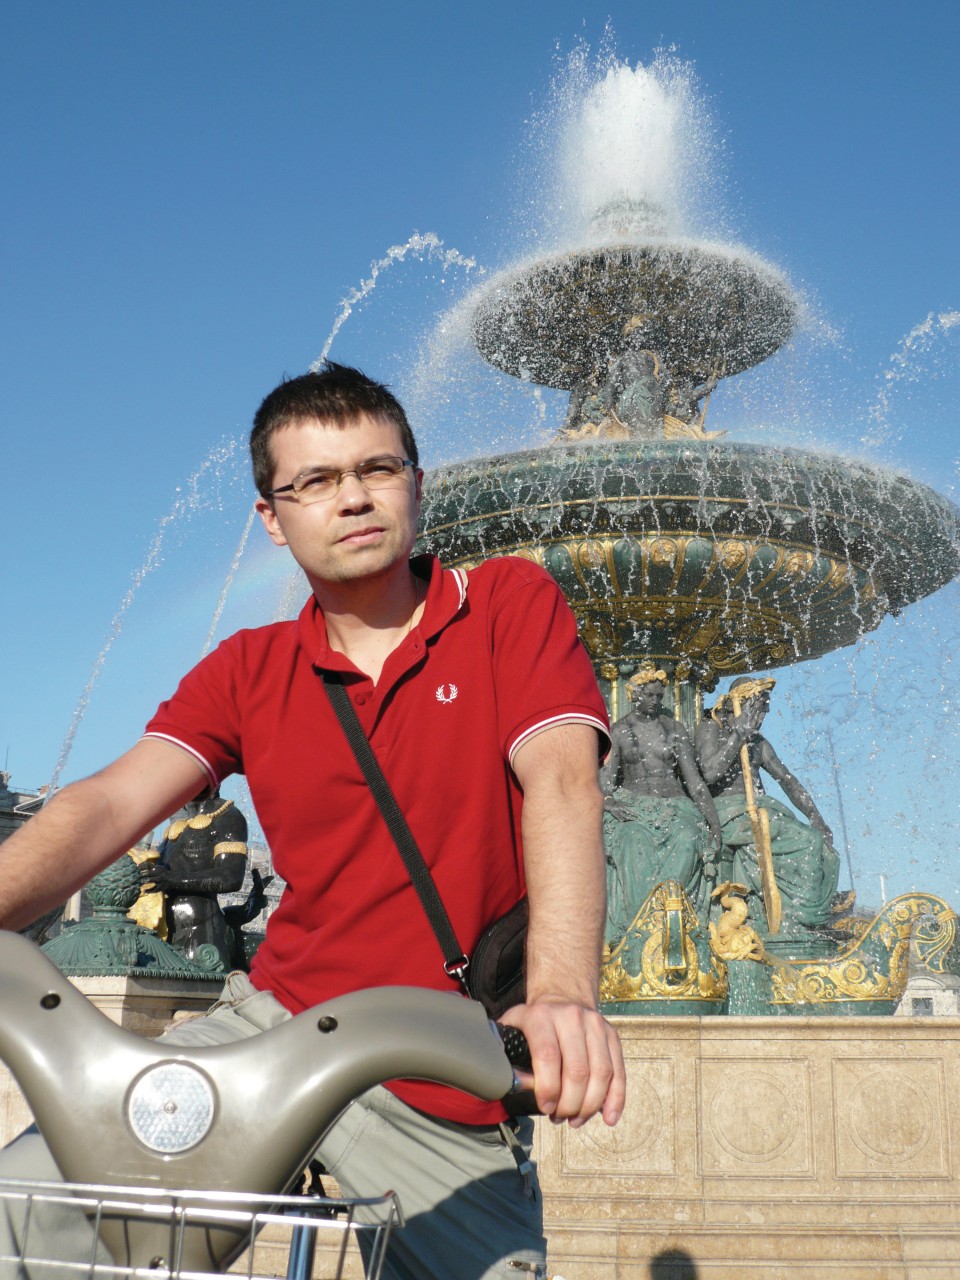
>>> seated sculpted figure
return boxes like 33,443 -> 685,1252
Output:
601,331 -> 671,438
141,789 -> 250,971
694,676 -> 840,935
600,665 -> 722,943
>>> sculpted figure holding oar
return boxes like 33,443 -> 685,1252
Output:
695,677 -> 840,937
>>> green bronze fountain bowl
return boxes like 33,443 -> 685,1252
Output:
418,440 -> 960,684
471,242 -> 797,388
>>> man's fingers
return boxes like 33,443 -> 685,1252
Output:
502,1002 -> 626,1127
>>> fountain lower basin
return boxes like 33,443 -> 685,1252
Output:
419,439 -> 960,683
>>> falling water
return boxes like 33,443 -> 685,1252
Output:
311,231 -> 482,369
47,440 -> 241,795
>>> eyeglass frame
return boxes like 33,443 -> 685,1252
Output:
263,455 -> 417,504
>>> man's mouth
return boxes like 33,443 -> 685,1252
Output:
337,525 -> 386,545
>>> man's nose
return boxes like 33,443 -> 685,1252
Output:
336,471 -> 375,508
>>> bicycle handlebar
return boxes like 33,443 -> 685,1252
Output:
0,931 -> 529,1271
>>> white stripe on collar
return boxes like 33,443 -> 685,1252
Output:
451,566 -> 468,610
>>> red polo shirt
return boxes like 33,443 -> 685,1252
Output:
144,554 -> 609,1122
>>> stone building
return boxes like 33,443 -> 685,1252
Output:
0,772 -> 44,844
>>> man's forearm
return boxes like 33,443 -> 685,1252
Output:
509,723 -> 626,1127
0,739 -> 208,931
0,778 -> 136,929
520,772 -> 606,1009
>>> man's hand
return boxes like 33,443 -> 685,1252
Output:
500,997 -> 626,1129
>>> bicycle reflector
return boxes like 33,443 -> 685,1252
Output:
126,1062 -> 217,1154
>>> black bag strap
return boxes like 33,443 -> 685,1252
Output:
321,671 -> 470,988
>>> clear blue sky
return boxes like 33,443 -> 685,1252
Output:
1,2 -> 957,907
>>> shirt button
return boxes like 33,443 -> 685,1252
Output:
354,693 -> 366,705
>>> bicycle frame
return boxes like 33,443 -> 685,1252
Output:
0,931 -> 515,1273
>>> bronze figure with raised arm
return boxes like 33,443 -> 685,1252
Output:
695,676 -> 840,937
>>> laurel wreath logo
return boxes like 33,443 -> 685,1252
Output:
435,684 -> 459,704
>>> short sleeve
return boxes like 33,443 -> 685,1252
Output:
142,637 -> 245,790
483,560 -> 610,767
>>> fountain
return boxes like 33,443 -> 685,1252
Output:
413,51 -> 960,1275
417,56 -> 960,1016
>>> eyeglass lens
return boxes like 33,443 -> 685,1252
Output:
292,456 -> 410,503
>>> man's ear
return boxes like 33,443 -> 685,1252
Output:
255,497 -> 288,548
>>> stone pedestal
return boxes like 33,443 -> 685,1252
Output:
537,1015 -> 960,1278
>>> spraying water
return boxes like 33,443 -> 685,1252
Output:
862,310 -> 960,448
201,503 -> 258,658
311,232 -> 482,369
47,441 -> 241,795
520,43 -> 727,254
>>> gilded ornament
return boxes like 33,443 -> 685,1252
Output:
770,893 -> 956,1006
165,799 -> 234,843
649,538 -> 680,567
719,541 -> 748,570
600,881 -> 727,1004
577,539 -> 609,569
784,551 -> 815,576
709,883 -> 765,962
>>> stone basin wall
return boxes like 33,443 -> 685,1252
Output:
539,1015 -> 960,1278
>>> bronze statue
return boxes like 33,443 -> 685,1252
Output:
602,339 -> 671,437
140,791 -> 256,972
600,665 -> 722,941
559,316 -> 724,442
695,677 -> 840,936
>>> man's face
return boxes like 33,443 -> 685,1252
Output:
631,680 -> 664,717
254,414 -> 422,588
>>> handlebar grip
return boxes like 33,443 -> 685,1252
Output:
495,1022 -> 539,1115
495,1022 -> 531,1071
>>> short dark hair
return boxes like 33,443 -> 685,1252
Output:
250,361 -> 419,497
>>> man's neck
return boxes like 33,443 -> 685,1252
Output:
312,561 -> 425,684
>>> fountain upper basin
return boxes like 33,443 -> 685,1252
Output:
471,241 -> 798,390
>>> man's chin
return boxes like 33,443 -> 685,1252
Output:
311,545 -> 411,585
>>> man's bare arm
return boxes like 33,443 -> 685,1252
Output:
598,725 -> 623,797
505,723 -> 626,1129
0,739 -> 210,930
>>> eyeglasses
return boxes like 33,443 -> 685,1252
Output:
265,455 -> 416,505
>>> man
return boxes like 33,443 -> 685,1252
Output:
0,363 -> 625,1280
695,676 -> 840,935
600,664 -> 721,937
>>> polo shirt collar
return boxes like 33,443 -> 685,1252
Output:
297,554 -> 468,675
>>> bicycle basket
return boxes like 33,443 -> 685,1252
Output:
0,1178 -> 401,1280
